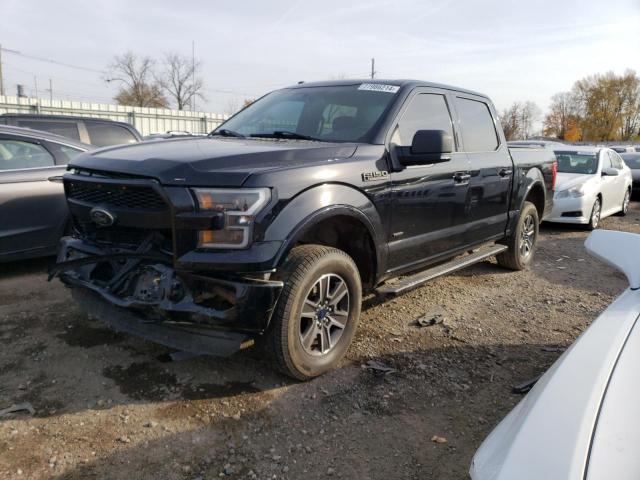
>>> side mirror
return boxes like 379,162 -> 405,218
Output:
397,130 -> 453,166
602,167 -> 619,176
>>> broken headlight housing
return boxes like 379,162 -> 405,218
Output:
192,188 -> 270,249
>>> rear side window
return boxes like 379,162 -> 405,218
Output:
0,139 -> 55,170
393,93 -> 454,146
455,97 -> 499,152
609,151 -> 625,169
46,142 -> 84,165
85,122 -> 137,147
16,120 -> 81,141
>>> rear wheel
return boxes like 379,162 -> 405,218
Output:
266,245 -> 362,380
496,201 -> 539,271
587,197 -> 601,230
617,189 -> 631,216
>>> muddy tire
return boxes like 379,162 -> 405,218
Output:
265,245 -> 362,381
496,201 -> 539,271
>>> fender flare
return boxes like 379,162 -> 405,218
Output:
264,184 -> 387,278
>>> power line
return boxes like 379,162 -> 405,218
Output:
0,47 -> 106,75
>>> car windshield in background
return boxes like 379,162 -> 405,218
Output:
621,153 -> 640,168
554,151 -> 599,174
214,84 -> 398,143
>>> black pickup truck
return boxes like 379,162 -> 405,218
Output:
52,80 -> 556,380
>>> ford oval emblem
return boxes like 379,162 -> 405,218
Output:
90,207 -> 116,227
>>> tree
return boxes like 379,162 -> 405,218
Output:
499,101 -> 541,140
572,72 -> 625,141
619,70 -> 640,140
108,52 -> 168,108
500,103 -> 522,140
157,53 -> 205,110
543,92 -> 579,140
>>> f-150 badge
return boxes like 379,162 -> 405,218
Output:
362,171 -> 389,182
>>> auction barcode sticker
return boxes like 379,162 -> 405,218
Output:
358,83 -> 400,93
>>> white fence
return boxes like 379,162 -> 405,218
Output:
0,96 -> 228,136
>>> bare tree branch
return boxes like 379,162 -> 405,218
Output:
107,51 -> 168,108
157,53 -> 205,110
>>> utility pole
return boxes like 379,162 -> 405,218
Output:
34,76 -> 38,99
47,78 -> 53,102
0,44 -> 4,97
370,58 -> 376,79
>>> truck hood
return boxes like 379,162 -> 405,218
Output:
555,172 -> 597,191
68,137 -> 358,187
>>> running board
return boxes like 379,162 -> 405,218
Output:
376,244 -> 508,296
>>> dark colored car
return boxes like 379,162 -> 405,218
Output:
621,152 -> 640,195
0,126 -> 93,261
0,114 -> 142,147
51,80 -> 556,379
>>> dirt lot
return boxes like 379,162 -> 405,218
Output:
1,203 -> 640,480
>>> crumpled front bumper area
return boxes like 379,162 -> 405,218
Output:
51,237 -> 283,356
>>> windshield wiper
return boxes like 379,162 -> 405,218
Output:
210,129 -> 246,138
250,131 -> 319,141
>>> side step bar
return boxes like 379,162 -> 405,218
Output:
375,244 -> 508,296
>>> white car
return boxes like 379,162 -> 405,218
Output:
546,147 -> 633,229
470,229 -> 640,480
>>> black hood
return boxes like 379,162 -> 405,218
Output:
69,137 -> 358,186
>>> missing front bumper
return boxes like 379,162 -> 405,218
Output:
52,237 -> 284,354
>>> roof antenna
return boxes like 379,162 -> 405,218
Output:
297,81 -> 305,84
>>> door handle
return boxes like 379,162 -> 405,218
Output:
453,172 -> 471,184
499,168 -> 512,178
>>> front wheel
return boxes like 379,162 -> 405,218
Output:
496,201 -> 539,271
587,197 -> 601,230
265,245 -> 362,380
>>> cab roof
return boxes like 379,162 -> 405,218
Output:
284,79 -> 488,99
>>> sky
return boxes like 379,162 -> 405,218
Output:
1,0 -> 639,120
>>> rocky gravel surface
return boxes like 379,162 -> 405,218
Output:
1,202 -> 640,480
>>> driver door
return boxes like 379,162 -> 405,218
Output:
387,89 -> 471,273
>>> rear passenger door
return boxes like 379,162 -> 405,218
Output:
452,95 -> 512,244
387,88 -> 471,273
0,135 -> 69,258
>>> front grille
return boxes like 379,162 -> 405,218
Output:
66,180 -> 167,211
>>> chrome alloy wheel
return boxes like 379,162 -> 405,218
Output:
519,214 -> 536,259
299,273 -> 350,356
592,198 -> 601,228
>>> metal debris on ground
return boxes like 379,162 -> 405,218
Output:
362,359 -> 397,375
415,312 -> 444,327
0,402 -> 36,417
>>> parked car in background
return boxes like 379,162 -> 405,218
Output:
0,114 -> 142,147
546,147 -> 632,229
0,126 -> 93,262
611,145 -> 636,153
620,152 -> 640,196
51,79 -> 556,380
471,229 -> 640,480
508,139 -> 566,149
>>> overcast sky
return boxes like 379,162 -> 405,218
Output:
2,0 -> 639,117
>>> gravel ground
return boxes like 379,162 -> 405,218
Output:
1,202 -> 640,480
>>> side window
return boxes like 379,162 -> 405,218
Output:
16,120 -> 81,141
610,151 -> 624,169
455,97 -> 499,152
0,139 -> 55,171
46,142 -> 84,165
393,93 -> 454,146
85,123 -> 137,147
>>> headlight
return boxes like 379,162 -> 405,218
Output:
192,188 -> 270,249
555,184 -> 585,199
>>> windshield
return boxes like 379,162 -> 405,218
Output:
622,154 -> 640,169
215,84 -> 399,143
554,151 -> 599,174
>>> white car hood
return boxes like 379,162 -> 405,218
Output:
555,172 -> 596,191
471,230 -> 640,480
